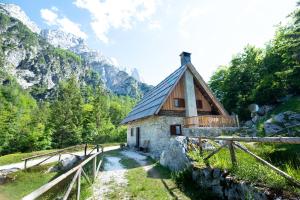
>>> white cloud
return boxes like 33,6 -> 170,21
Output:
148,20 -> 161,30
73,0 -> 158,43
40,8 -> 57,25
40,8 -> 87,39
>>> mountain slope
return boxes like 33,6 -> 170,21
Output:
40,29 -> 151,97
0,3 -> 151,98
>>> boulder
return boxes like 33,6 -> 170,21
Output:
264,122 -> 283,135
160,136 -> 191,171
264,111 -> 300,135
257,105 -> 273,116
0,168 -> 19,184
48,155 -> 83,172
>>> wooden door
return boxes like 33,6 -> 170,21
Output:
136,127 -> 140,148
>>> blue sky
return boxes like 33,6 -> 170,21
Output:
1,0 -> 298,85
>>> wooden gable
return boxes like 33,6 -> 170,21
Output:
160,77 -> 212,113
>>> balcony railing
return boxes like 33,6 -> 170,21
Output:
184,115 -> 238,128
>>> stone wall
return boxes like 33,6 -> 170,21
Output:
126,116 -> 184,158
192,167 -> 268,200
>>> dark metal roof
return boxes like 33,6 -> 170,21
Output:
121,65 -> 187,124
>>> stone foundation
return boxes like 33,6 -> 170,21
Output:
192,167 -> 268,200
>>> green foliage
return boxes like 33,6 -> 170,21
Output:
189,143 -> 300,195
209,3 -> 300,120
53,48 -> 82,64
0,74 -> 135,154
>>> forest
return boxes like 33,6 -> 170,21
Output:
0,73 -> 136,155
209,2 -> 300,120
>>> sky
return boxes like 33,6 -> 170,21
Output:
1,0 -> 298,85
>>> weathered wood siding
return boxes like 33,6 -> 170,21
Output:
161,77 -> 185,111
195,86 -> 212,112
161,77 -> 212,112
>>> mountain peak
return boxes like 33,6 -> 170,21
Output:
0,3 -> 40,33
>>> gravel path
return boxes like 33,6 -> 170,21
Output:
0,146 -> 119,171
93,150 -> 150,200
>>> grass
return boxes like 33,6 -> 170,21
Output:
102,150 -> 199,200
0,149 -> 57,166
189,141 -> 300,196
0,163 -> 58,200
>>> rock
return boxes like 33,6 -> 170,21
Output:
212,168 -> 221,178
160,136 -> 191,171
49,155 -> 83,172
264,111 -> 300,135
273,113 -> 286,123
264,123 -> 283,135
0,167 -> 19,184
257,105 -> 273,116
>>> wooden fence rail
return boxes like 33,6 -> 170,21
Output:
190,136 -> 300,187
22,144 -> 97,169
22,146 -> 104,200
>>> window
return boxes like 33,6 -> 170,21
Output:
170,125 -> 182,135
196,100 -> 203,109
130,128 -> 134,136
173,98 -> 185,108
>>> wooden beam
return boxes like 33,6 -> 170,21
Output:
76,169 -> 81,200
62,169 -> 81,200
196,136 -> 300,144
204,143 -> 227,161
234,142 -> 300,187
81,168 -> 92,185
228,141 -> 237,167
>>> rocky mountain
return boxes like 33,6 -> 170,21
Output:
0,3 -> 40,33
0,3 -> 151,98
40,29 -> 150,97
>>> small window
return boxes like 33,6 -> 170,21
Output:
170,125 -> 182,135
196,100 -> 203,109
173,98 -> 185,108
130,128 -> 134,136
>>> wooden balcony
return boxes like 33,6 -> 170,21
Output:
184,115 -> 237,128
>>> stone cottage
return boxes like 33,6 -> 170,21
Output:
121,52 -> 237,157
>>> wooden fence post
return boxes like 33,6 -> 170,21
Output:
84,143 -> 87,156
24,159 -> 27,169
228,141 -> 237,167
93,157 -> 97,181
77,168 -> 81,200
235,114 -> 240,128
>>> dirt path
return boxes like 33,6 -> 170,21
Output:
0,146 -> 119,171
92,150 -> 191,200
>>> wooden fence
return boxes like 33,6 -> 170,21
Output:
189,136 -> 300,187
184,115 -> 238,128
22,146 -> 104,200
22,144 -> 96,169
